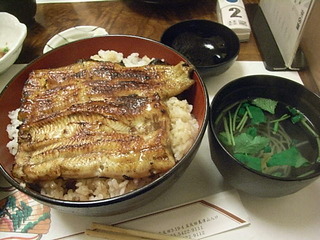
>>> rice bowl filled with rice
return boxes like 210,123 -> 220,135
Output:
6,50 -> 199,202
0,35 -> 208,216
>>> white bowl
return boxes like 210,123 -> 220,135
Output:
43,26 -> 108,54
0,12 -> 27,74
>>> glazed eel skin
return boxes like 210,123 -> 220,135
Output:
13,60 -> 195,183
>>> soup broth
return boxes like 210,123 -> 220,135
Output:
214,97 -> 320,178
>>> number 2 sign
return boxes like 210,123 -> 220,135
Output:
217,0 -> 251,41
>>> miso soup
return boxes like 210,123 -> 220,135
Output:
214,97 -> 320,178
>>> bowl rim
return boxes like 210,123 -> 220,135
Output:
43,25 -> 109,54
160,19 -> 240,69
0,34 -> 209,207
209,74 -> 320,182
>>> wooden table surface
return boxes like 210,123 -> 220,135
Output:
16,0 -> 318,93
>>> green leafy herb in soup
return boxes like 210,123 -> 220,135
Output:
0,47 -> 9,58
215,97 -> 320,178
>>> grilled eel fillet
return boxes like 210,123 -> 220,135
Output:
13,61 -> 195,183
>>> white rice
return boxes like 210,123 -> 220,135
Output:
6,108 -> 22,155
6,51 -> 199,201
90,50 -> 124,63
90,50 -> 154,67
167,97 -> 199,160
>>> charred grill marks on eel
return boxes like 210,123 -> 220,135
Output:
13,61 -> 195,183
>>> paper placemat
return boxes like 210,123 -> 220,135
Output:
0,174 -> 249,240
113,190 -> 250,239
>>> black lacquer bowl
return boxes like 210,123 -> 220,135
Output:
208,75 -> 320,197
0,35 -> 209,216
161,19 -> 240,77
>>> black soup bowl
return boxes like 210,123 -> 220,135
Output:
0,35 -> 209,216
208,75 -> 320,197
161,19 -> 240,77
